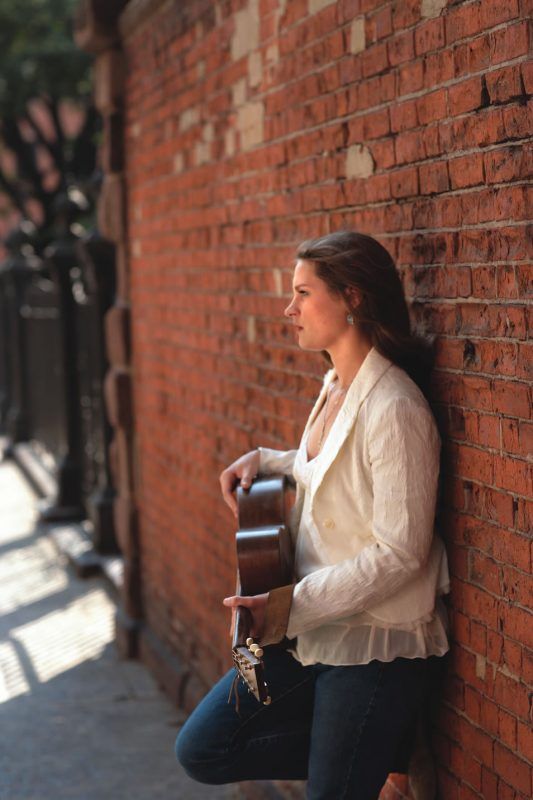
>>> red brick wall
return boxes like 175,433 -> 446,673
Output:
120,1 -> 531,797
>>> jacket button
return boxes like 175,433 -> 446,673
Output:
323,518 -> 335,529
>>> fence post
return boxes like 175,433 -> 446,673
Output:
0,225 -> 41,451
39,196 -> 85,521
75,231 -> 118,551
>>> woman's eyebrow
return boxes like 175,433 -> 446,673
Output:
293,283 -> 311,290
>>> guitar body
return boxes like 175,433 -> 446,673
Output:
232,474 -> 294,704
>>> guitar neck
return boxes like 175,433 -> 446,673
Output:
232,605 -> 252,648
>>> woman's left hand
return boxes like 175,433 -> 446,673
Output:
223,592 -> 269,639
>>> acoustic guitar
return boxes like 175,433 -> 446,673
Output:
232,474 -> 294,704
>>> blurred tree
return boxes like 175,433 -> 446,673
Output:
0,0 -> 99,244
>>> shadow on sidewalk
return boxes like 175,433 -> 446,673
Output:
0,458 -> 234,800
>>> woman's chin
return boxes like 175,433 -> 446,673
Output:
297,336 -> 323,352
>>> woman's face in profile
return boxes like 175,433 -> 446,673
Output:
284,259 -> 351,353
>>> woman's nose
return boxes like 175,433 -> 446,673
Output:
284,297 -> 296,317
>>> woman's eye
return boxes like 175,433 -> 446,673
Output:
298,290 -> 308,296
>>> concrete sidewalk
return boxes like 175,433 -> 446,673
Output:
0,457 -> 234,800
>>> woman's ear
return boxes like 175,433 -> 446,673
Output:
343,286 -> 361,310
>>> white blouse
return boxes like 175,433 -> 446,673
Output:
287,428 -> 450,667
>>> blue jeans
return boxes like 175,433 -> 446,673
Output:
175,645 -> 445,799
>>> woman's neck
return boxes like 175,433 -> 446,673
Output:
328,337 -> 373,391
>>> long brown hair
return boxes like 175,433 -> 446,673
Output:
296,230 -> 434,397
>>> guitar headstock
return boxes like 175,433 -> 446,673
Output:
232,640 -> 271,705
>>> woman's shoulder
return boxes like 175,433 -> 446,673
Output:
375,361 -> 428,404
366,362 -> 437,429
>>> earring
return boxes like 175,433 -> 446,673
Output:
347,313 -> 354,325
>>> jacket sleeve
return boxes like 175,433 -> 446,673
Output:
284,396 -> 441,638
258,447 -> 298,477
259,584 -> 295,646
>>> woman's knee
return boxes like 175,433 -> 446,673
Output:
175,724 -> 227,785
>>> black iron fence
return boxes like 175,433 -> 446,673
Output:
0,217 -> 118,552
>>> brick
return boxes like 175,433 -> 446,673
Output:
493,743 -> 531,796
462,481 -> 515,527
496,264 -> 519,299
471,266 -> 497,299
478,0 -> 520,28
390,166 -> 418,198
494,455 -> 533,496
414,17 -> 445,55
367,6 -> 393,43
522,60 -> 533,94
391,0 -> 420,31
453,580 -> 499,629
469,551 -> 500,595
361,41 -> 389,78
448,76 -> 485,115
491,379 -> 531,418
486,65 -> 524,105
417,88 -> 448,124
349,16 -> 366,54
481,767 -> 499,800
445,4 -> 481,44
474,341 -> 517,377
345,144 -> 374,178
387,29 -> 414,66
449,153 -> 485,189
517,721 -> 533,763
498,708 -> 517,750
390,99 -> 418,132
498,602 -> 533,649
502,99 -> 533,140
398,59 -> 424,94
454,35 -> 491,76
490,21 -> 530,65
419,161 -> 449,194
516,265 -> 533,299
424,48 -> 455,87
231,0 -> 259,61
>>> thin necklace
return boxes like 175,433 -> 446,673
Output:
318,381 -> 347,452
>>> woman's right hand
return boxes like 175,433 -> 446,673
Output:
219,449 -> 260,518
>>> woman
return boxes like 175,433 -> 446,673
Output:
176,231 -> 450,799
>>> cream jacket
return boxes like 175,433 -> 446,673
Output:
258,347 -> 450,645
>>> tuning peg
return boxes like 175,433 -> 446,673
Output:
246,637 -> 254,647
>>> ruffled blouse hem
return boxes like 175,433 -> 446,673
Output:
290,595 -> 450,667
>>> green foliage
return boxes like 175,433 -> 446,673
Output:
0,0 -> 92,117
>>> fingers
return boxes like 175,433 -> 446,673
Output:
219,471 -> 238,517
219,451 -> 260,518
223,595 -> 255,608
239,467 -> 257,490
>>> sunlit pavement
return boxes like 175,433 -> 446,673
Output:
0,457 -> 234,800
